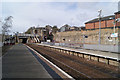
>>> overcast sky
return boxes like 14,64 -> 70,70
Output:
1,2 -> 119,34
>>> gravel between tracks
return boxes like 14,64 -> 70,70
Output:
27,44 -> 119,79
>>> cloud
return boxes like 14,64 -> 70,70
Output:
1,2 -> 118,34
75,2 -> 118,22
2,0 -> 120,2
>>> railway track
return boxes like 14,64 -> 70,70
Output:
27,44 -> 120,79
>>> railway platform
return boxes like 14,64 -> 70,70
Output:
27,43 -> 120,78
36,43 -> 120,66
2,44 -> 66,79
37,43 -> 119,60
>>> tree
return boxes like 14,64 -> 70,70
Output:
45,25 -> 52,31
52,25 -> 59,34
2,16 -> 13,43
2,16 -> 13,34
45,25 -> 52,39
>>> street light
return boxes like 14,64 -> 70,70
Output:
113,19 -> 116,34
98,10 -> 102,45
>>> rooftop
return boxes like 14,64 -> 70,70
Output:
85,15 -> 115,24
114,11 -> 120,14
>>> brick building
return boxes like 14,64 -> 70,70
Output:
54,11 -> 120,52
85,11 -> 120,30
115,11 -> 120,27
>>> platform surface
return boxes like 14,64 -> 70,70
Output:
2,44 -> 52,78
38,43 -> 120,60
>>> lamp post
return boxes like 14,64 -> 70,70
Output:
98,10 -> 102,45
113,20 -> 116,33
113,18 -> 120,45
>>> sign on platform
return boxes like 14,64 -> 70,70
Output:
111,33 -> 118,37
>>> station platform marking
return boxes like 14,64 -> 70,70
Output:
26,44 -> 75,80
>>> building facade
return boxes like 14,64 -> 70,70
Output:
54,11 -> 120,52
25,26 -> 54,42
85,11 -> 120,30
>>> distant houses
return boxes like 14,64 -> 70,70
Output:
25,24 -> 85,42
25,10 -> 120,45
59,24 -> 85,32
54,11 -> 120,52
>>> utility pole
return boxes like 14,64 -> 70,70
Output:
98,10 -> 102,45
113,20 -> 116,33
